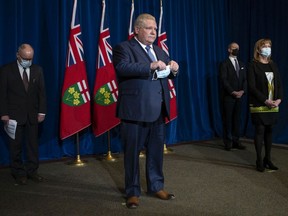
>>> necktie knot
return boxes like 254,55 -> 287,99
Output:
145,45 -> 156,61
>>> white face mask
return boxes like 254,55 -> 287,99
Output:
260,47 -> 271,57
20,58 -> 32,68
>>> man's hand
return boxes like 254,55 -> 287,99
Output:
150,60 -> 167,71
1,115 -> 10,125
38,114 -> 45,123
231,90 -> 244,98
168,60 -> 179,74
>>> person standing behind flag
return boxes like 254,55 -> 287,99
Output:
0,44 -> 46,185
219,42 -> 247,151
113,13 -> 179,209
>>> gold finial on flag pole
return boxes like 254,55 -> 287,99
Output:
66,133 -> 87,166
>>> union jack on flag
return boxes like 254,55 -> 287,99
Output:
60,0 -> 91,140
97,5 -> 113,69
92,0 -> 120,137
158,3 -> 169,56
66,1 -> 84,67
128,0 -> 135,40
157,1 -> 178,123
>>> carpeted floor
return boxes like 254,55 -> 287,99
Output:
0,139 -> 288,216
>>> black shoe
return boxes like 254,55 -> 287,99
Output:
233,143 -> 246,150
28,174 -> 44,182
224,144 -> 232,151
263,158 -> 278,170
15,176 -> 27,185
256,160 -> 265,172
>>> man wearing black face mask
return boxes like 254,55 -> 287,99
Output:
0,43 -> 47,185
219,42 -> 247,151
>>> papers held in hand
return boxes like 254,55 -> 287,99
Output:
4,119 -> 17,139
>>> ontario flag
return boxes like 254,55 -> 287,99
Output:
158,1 -> 177,123
92,0 -> 120,136
128,0 -> 135,40
60,0 -> 91,140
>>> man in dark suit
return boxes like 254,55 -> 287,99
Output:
219,42 -> 247,151
0,44 -> 47,185
113,13 -> 179,209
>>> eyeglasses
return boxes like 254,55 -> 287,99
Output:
18,53 -> 33,61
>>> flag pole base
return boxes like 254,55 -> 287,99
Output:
163,144 -> 174,154
66,155 -> 87,166
102,151 -> 117,162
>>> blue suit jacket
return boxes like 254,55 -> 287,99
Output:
113,38 -> 177,122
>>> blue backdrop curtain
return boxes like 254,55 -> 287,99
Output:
0,0 -> 288,166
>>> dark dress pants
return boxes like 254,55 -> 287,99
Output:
121,114 -> 165,198
9,120 -> 39,177
222,99 -> 241,147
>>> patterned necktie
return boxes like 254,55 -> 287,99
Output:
23,68 -> 29,91
145,45 -> 156,61
234,58 -> 240,77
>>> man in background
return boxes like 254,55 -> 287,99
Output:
219,42 -> 247,151
0,44 -> 47,185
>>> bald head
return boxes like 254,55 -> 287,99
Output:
17,44 -> 34,60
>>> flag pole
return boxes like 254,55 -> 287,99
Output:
164,143 -> 173,154
159,0 -> 174,154
102,130 -> 117,162
67,133 -> 87,166
139,151 -> 146,158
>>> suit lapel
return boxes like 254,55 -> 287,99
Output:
130,38 -> 154,63
12,62 -> 27,91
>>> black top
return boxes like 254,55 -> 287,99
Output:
247,61 -> 283,125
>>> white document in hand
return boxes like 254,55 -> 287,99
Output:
4,119 -> 17,140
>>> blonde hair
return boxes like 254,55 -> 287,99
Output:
134,13 -> 156,28
253,38 -> 272,62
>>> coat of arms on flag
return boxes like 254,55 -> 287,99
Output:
94,80 -> 118,106
92,0 -> 120,137
62,80 -> 90,106
60,0 -> 91,140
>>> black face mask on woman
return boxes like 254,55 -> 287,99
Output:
231,49 -> 239,56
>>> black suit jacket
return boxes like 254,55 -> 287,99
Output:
113,38 -> 177,122
0,61 -> 47,125
219,58 -> 247,101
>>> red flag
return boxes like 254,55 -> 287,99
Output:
92,0 -> 120,136
158,1 -> 178,122
60,0 -> 91,140
128,0 -> 135,40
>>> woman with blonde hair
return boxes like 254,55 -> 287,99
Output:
247,38 -> 283,172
